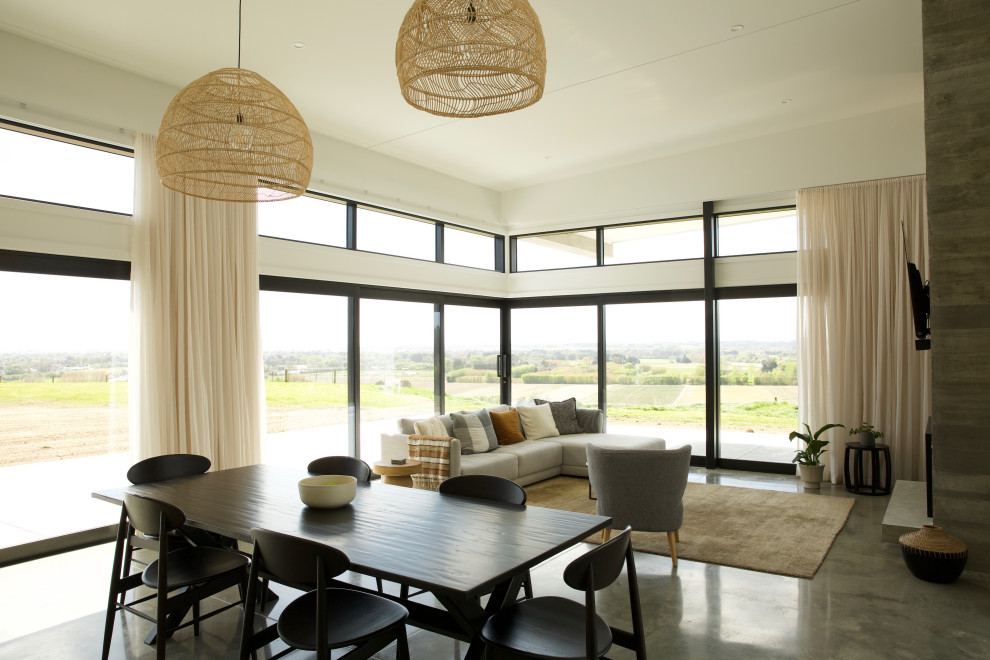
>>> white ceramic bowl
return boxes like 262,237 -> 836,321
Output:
298,475 -> 357,509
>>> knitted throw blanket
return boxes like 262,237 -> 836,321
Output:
408,435 -> 451,491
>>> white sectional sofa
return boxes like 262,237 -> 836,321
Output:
380,405 -> 665,487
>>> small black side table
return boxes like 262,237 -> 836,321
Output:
844,442 -> 892,496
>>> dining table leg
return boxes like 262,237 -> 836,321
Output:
433,573 -> 526,660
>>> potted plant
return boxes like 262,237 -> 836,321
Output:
849,423 -> 883,448
789,423 -> 844,489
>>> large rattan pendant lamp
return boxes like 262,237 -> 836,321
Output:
156,0 -> 313,202
396,0 -> 547,118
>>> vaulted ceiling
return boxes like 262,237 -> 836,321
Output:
0,0 -> 922,192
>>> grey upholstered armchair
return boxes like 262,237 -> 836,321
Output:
586,443 -> 691,566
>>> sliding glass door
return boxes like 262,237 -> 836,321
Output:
604,301 -> 706,455
444,305 -> 501,412
717,296 -> 798,464
0,271 -> 129,552
260,291 -> 349,467
510,306 -> 598,407
359,299 -> 436,461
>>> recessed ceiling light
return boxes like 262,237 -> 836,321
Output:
292,42 -> 306,49
730,24 -> 744,32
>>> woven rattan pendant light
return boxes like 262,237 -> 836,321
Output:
156,1 -> 312,202
396,0 -> 547,118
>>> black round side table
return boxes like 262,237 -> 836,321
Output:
844,442 -> 892,495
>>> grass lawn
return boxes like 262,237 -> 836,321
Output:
608,400 -> 798,433
0,381 -> 128,407
1,382 -> 798,432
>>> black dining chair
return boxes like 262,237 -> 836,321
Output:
120,454 -> 213,591
102,493 -> 250,660
439,474 -> 528,505
306,455 -> 389,595
480,527 -> 647,660
307,455 -> 373,481
127,453 -> 212,485
239,527 -> 410,660
438,474 -> 533,600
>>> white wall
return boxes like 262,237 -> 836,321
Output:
501,103 -> 926,233
0,30 -> 502,233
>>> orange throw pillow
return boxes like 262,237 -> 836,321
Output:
490,409 -> 526,445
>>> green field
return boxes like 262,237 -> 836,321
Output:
0,381 -> 128,407
0,382 -> 798,432
608,400 -> 797,433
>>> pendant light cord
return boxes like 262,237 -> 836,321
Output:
237,0 -> 242,68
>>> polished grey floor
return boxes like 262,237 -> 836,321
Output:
1,469 -> 989,659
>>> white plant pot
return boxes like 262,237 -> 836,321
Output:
798,463 -> 825,489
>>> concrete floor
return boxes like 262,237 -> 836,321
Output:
1,469 -> 988,659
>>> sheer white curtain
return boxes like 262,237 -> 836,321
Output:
130,133 -> 264,469
797,175 -> 930,483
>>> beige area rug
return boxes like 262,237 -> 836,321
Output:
525,476 -> 854,579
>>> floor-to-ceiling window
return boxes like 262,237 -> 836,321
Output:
260,290 -> 349,467
716,296 -> 798,464
605,301 -> 707,455
0,268 -> 130,553
444,305 -> 501,412
510,306 -> 598,407
359,299 -> 436,461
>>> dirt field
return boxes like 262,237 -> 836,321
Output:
0,405 -> 129,468
0,405 -> 389,468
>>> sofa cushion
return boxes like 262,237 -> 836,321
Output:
548,433 -> 666,470
413,416 -> 447,437
459,450 -> 518,481
497,439 -> 563,476
490,409 -> 526,445
575,408 -> 604,433
399,414 -> 453,436
534,397 -> 583,435
516,403 -> 560,440
451,411 -> 498,454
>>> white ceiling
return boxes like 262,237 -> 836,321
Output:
0,0 -> 922,192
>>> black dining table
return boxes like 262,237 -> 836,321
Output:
93,463 -> 611,660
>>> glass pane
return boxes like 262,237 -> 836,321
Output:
0,271 -> 129,550
445,305 -> 500,411
444,226 -> 495,270
605,301 -> 706,455
0,126 -> 134,214
357,207 -> 435,261
360,299 -> 435,461
717,209 -> 797,256
258,194 -> 347,247
718,297 -> 798,463
603,218 -> 704,264
510,306 -> 598,406
515,231 -> 597,271
260,291 -> 349,467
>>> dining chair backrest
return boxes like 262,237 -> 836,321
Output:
126,453 -> 211,485
307,456 -> 373,481
563,526 -> 632,592
438,474 -> 527,505
122,493 -> 186,538
251,528 -> 351,588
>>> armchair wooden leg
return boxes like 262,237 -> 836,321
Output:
667,531 -> 678,567
601,528 -> 612,543
674,529 -> 679,543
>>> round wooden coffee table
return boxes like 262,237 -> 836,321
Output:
372,459 -> 422,487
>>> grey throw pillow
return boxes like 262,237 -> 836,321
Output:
451,411 -> 499,454
534,397 -> 583,435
